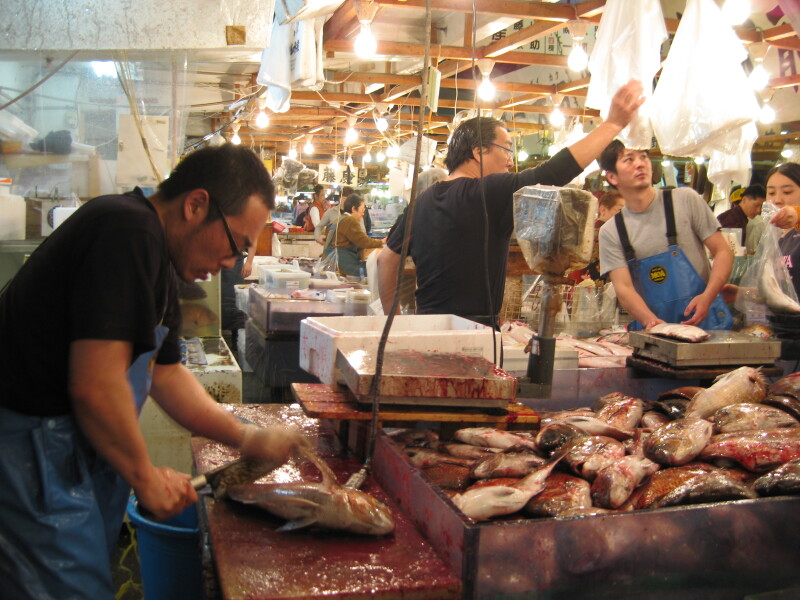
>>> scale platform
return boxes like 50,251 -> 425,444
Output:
629,330 -> 782,368
335,349 -> 516,410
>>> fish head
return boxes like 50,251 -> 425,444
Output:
768,372 -> 800,402
342,490 -> 396,535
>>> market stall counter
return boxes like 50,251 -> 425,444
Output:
191,403 -> 460,600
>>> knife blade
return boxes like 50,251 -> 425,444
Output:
191,457 -> 281,499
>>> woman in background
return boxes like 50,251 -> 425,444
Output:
332,194 -> 384,277
765,163 -> 800,298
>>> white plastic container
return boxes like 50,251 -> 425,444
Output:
266,269 -> 311,290
52,206 -> 79,230
257,260 -> 299,287
0,183 -> 25,241
299,314 -> 499,385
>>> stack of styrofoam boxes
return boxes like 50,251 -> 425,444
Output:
299,314 -> 502,385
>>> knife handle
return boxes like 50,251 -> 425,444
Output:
190,474 -> 208,490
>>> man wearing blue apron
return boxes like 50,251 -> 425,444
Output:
0,145 -> 305,599
598,140 -> 733,331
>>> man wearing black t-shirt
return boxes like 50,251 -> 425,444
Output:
0,144 -> 306,599
377,81 -> 645,327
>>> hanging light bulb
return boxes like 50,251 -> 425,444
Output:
354,23 -> 377,58
517,149 -> 529,162
747,42 -> 771,91
475,58 -> 496,102
345,117 -> 359,145
387,158 -> 398,169
694,156 -> 705,166
375,116 -> 388,132
230,123 -> 241,145
303,137 -> 315,155
759,102 -> 776,124
662,158 -> 672,167
287,146 -> 298,159
386,145 -> 399,158
781,146 -> 794,159
364,150 -> 372,163
722,0 -> 751,26
353,1 -> 380,59
376,149 -> 386,162
330,156 -> 340,169
255,110 -> 269,129
549,93 -> 565,127
477,76 -> 496,102
566,20 -> 590,73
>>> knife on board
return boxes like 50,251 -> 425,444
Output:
191,457 -> 281,499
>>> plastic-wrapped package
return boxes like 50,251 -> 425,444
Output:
650,0 -> 759,157
585,0 -> 666,149
707,122 -> 758,191
735,203 -> 800,322
513,185 -> 597,276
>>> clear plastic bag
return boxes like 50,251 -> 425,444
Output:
650,0 -> 759,157
707,122 -> 758,191
513,185 -> 597,276
735,203 -> 800,320
585,0 -> 666,149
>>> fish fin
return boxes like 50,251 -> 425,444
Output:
299,446 -> 339,488
277,517 -> 318,532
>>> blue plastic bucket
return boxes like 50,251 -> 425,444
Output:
126,497 -> 203,600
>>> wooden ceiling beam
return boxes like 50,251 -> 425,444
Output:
370,0 -> 604,21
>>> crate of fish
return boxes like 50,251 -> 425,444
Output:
373,369 -> 800,599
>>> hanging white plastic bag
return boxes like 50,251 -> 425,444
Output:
707,122 -> 758,191
650,0 -> 759,157
585,0 -> 666,149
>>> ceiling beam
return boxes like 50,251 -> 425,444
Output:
370,0 -> 603,21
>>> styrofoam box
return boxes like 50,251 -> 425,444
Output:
257,260 -> 299,287
266,269 -> 311,290
300,314 -> 500,385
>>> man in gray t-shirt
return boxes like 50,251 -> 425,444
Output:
598,141 -> 733,329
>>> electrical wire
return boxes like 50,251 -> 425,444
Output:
471,0 -> 499,367
345,0 -> 433,491
0,51 -> 80,112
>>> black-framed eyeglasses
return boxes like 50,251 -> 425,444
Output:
488,142 -> 513,156
209,199 -> 242,258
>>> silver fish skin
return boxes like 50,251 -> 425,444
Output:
437,442 -> 501,460
558,415 -> 634,441
404,448 -> 475,469
759,260 -> 800,314
651,470 -> 757,509
699,428 -> 800,472
453,427 -> 538,451
685,366 -> 768,419
591,455 -> 660,509
647,322 -> 710,342
596,396 -> 644,430
641,411 -> 671,430
753,458 -> 800,496
712,403 -> 799,433
562,435 -> 626,481
471,452 -> 547,479
451,457 -> 562,521
227,450 -> 394,535
644,417 -> 713,466
524,473 -> 592,517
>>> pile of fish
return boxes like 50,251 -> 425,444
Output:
390,367 -> 800,522
556,333 -> 632,368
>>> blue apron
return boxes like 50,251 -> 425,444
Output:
0,324 -> 169,600
615,190 -> 732,331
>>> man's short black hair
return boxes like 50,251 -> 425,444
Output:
598,139 -> 626,175
313,184 -> 325,196
445,116 -> 504,172
742,183 -> 766,200
343,193 -> 364,214
158,144 -> 274,220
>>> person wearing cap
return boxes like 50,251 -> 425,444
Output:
717,183 -> 766,247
